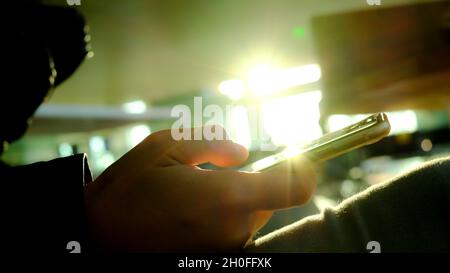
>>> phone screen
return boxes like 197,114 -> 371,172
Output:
240,113 -> 390,172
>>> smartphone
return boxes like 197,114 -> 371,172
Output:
240,112 -> 391,172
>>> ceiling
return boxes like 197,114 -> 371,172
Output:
42,0 -> 422,107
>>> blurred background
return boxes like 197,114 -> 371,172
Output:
2,0 -> 450,237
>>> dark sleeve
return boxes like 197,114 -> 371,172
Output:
0,154 -> 93,253
246,156 -> 450,252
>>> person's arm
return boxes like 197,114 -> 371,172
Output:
0,154 -> 92,253
84,126 -> 317,252
246,157 -> 450,252
1,125 -> 317,253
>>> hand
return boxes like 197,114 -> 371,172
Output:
84,126 -> 316,252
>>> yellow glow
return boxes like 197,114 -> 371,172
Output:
89,136 -> 106,154
262,91 -> 323,146
218,79 -> 245,100
128,124 -> 151,147
326,114 -> 367,132
247,64 -> 321,96
247,64 -> 274,96
421,138 -> 432,152
250,156 -> 277,171
122,100 -> 147,114
229,106 -> 252,148
97,153 -> 115,170
58,143 -> 73,157
244,145 -> 303,172
387,110 -> 418,135
327,110 -> 418,135
282,146 -> 303,159
313,195 -> 338,211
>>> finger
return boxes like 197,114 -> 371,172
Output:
145,126 -> 249,167
203,157 -> 317,210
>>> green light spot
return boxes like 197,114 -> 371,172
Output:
292,27 -> 305,39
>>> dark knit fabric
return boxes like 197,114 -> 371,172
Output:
247,157 -> 450,252
0,154 -> 92,253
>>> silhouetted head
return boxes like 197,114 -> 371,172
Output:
0,1 -> 90,152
